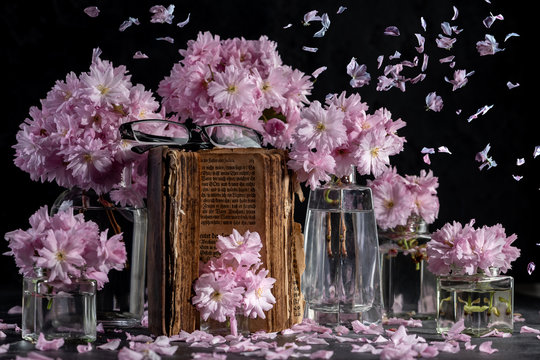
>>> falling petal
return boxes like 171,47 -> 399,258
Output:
456,109 -> 462,115
528,262 -> 536,275
303,10 -> 322,25
441,22 -> 453,36
384,26 -> 400,36
347,57 -> 371,87
516,158 -> 525,166
505,32 -> 520,41
425,92 -> 443,112
423,154 -> 431,165
156,37 -> 174,43
302,46 -> 318,53
377,55 -> 384,69
389,51 -> 401,60
337,6 -> 347,14
415,33 -> 425,53
507,81 -> 520,89
133,51 -> 148,59
439,56 -> 455,63
7,306 -> 22,314
177,13 -> 190,28
119,17 -> 140,32
312,66 -> 327,78
421,147 -> 435,154
452,6 -> 459,20
467,104 -> 493,122
438,146 -> 452,154
421,17 -> 427,31
512,175 -> 523,181
421,54 -> 429,72
534,146 -> 540,158
283,23 -> 292,29
84,6 -> 100,17
483,13 -> 504,28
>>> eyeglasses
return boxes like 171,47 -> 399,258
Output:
119,119 -> 264,154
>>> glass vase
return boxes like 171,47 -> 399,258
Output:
378,216 -> 436,319
22,274 -> 97,343
301,170 -> 383,326
51,187 -> 147,327
436,269 -> 514,336
199,315 -> 249,337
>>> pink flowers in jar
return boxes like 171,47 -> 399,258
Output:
157,31 -> 314,149
367,167 -> 440,230
4,204 -> 126,289
192,229 -> 276,335
427,220 -> 520,276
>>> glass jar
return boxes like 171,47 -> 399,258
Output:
51,187 -> 147,327
301,170 -> 383,326
199,315 -> 249,337
22,273 -> 97,343
436,268 -> 514,336
378,216 -> 436,319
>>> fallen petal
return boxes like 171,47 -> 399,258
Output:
479,341 -> 498,354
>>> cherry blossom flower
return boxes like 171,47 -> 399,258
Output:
216,229 -> 262,266
428,221 -> 519,276
370,179 -> 414,229
242,269 -> 276,319
296,101 -> 347,151
193,272 -> 245,323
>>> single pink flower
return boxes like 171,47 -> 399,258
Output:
192,272 -> 244,323
216,229 -> 262,267
242,269 -> 276,319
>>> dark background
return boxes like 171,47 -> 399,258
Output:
1,0 -> 538,304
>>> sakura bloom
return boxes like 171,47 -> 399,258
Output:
287,91 -> 406,190
427,220 -> 520,276
4,204 -> 126,289
367,167 -> 440,230
192,229 -> 276,336
158,31 -> 313,149
12,48 -> 174,208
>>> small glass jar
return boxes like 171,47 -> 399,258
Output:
199,315 -> 249,337
378,215 -> 436,319
22,274 -> 97,343
436,268 -> 514,336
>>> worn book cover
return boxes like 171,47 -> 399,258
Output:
147,147 -> 305,336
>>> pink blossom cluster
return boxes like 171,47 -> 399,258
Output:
3,204 -> 126,289
427,220 -> 520,276
192,229 -> 276,335
157,31 -> 313,149
367,167 -> 439,230
13,48 -> 166,207
287,91 -> 406,190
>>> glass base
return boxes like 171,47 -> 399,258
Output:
304,303 -> 382,327
199,315 -> 249,337
436,274 -> 514,336
22,277 -> 97,343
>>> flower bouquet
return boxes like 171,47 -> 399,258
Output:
427,220 -> 520,335
12,48 -> 183,325
4,204 -> 127,342
192,229 -> 276,336
368,168 -> 440,319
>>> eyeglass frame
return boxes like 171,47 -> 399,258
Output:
119,119 -> 265,154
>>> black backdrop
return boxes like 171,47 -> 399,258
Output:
1,0 -> 538,298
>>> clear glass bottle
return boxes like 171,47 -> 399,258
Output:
378,215 -> 436,319
301,170 -> 383,326
51,187 -> 147,327
22,272 -> 97,343
436,268 -> 514,336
